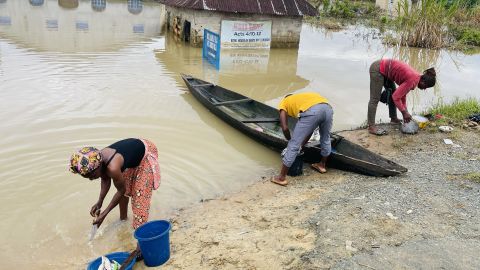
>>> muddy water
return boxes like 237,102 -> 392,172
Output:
0,0 -> 479,268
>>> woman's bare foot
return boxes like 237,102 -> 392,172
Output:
368,125 -> 387,136
311,163 -> 327,173
270,175 -> 288,186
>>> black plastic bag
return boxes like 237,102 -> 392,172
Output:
287,155 -> 303,176
468,113 -> 480,123
380,87 -> 393,104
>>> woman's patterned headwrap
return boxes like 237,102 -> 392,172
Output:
69,147 -> 102,176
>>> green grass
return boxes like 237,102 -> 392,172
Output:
465,172 -> 480,183
457,28 -> 480,46
308,0 -> 381,19
448,172 -> 480,183
427,97 -> 480,125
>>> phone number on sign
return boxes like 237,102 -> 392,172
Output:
230,38 -> 270,43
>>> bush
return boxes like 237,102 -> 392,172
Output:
320,0 -> 380,19
394,0 -> 458,48
461,0 -> 479,8
329,0 -> 356,18
458,28 -> 480,46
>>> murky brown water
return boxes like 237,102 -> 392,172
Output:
0,0 -> 479,268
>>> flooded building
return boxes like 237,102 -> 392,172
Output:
376,0 -> 415,16
158,0 -> 318,48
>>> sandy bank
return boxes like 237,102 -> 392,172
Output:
144,125 -> 480,269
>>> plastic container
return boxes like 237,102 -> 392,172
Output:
134,220 -> 171,267
412,115 -> 429,129
87,252 -> 136,270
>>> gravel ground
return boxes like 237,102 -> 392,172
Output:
157,128 -> 479,270
300,129 -> 480,269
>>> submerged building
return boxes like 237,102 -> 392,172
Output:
158,0 -> 318,48
376,0 -> 415,16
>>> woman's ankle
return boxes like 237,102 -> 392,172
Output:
390,118 -> 401,123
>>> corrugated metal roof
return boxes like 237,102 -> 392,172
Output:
158,0 -> 319,16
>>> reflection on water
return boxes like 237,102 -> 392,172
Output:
46,19 -> 58,30
92,0 -> 106,12
0,1 -> 176,269
180,92 -> 280,160
58,0 -> 79,9
128,0 -> 143,14
0,0 -> 164,52
76,20 -> 89,31
0,15 -> 10,25
30,0 -> 45,6
156,34 -> 310,101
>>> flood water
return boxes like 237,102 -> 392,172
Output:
0,0 -> 479,268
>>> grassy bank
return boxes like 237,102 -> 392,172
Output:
392,0 -> 458,49
306,0 -> 480,51
390,0 -> 480,49
426,97 -> 480,125
451,4 -> 480,49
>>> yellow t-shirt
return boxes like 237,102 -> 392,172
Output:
278,92 -> 329,118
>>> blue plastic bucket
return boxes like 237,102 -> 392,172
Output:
87,252 -> 136,270
134,220 -> 171,267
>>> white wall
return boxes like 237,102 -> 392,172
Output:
376,0 -> 414,16
165,6 -> 303,48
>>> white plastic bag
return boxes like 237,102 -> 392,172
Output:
401,121 -> 419,134
439,126 -> 453,133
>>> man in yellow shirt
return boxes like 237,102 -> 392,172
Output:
271,92 -> 333,186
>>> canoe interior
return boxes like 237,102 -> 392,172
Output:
181,74 -> 407,177
182,74 -> 297,149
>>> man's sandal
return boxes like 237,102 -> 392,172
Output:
311,163 -> 327,173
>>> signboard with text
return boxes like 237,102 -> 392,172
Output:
202,29 -> 220,69
221,20 -> 272,49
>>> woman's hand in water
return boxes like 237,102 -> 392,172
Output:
90,201 -> 102,217
93,211 -> 107,228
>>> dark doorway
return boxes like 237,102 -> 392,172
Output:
183,20 -> 191,43
166,11 -> 170,30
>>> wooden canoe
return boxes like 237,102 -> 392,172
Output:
181,74 -> 407,177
